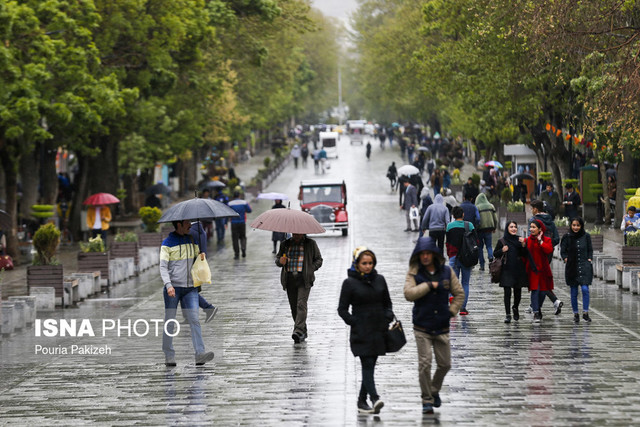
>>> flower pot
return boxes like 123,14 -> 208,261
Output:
137,233 -> 164,248
591,234 -> 604,252
27,264 -> 64,302
505,211 -> 526,225
556,226 -> 570,238
622,247 -> 640,264
110,241 -> 139,270
77,251 -> 110,283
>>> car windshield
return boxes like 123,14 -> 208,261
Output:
301,186 -> 343,204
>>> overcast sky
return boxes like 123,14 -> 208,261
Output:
311,0 -> 358,26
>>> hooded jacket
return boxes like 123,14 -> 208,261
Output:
474,193 -> 497,232
404,237 -> 464,335
160,232 -> 199,290
421,194 -> 450,231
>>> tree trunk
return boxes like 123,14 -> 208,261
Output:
615,148 -> 635,229
41,141 -> 59,205
19,146 -> 39,220
89,135 -> 119,194
0,146 -> 20,261
70,154 -> 90,241
601,162 -> 611,225
122,173 -> 136,215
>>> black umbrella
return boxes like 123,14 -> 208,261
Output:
510,173 -> 536,181
199,180 -> 226,191
145,183 -> 172,196
0,209 -> 11,231
158,198 -> 239,223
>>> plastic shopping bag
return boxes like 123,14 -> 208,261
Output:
409,206 -> 420,221
191,253 -> 211,287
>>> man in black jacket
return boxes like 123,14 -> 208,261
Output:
563,183 -> 581,220
462,177 -> 479,203
276,234 -> 323,343
404,237 -> 465,415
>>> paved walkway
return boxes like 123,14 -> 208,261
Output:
0,137 -> 638,425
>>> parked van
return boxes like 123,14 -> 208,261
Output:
319,131 -> 339,158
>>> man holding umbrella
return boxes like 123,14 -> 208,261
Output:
276,234 -> 323,343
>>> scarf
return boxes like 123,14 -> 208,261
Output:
565,218 -> 585,278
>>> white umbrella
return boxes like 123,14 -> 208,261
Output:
256,192 -> 289,200
397,165 -> 420,176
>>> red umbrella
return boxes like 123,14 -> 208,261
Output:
83,193 -> 120,206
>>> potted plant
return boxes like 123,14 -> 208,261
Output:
110,232 -> 140,272
27,223 -> 64,304
506,200 -> 526,224
138,207 -> 164,247
555,216 -> 570,237
623,230 -> 640,264
587,226 -> 604,252
77,235 -> 110,284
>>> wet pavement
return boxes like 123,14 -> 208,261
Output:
1,138 -> 640,425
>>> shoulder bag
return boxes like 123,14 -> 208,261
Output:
385,315 -> 407,353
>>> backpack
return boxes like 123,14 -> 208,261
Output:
458,222 -> 479,268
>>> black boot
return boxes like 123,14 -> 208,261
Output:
357,399 -> 374,414
512,306 -> 519,321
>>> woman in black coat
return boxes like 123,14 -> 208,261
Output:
560,216 -> 593,323
493,221 -> 528,323
338,247 -> 393,415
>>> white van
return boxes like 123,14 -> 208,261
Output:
319,131 -> 339,158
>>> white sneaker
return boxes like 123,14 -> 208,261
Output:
525,306 -> 533,314
554,300 -> 563,315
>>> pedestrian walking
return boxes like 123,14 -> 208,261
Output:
271,200 -> 287,253
291,144 -> 301,168
525,219 -> 555,323
560,217 -> 593,323
228,191 -> 252,259
301,143 -> 309,166
338,247 -> 392,414
387,161 -> 398,190
318,147 -> 328,174
275,233 -> 323,343
563,183 -> 581,220
401,180 -> 419,232
404,237 -> 465,415
366,141 -> 372,160
213,189 -> 229,244
161,220 -> 215,367
462,177 -> 479,203
189,221 -> 219,323
460,194 -> 480,228
539,183 -> 561,220
421,194 -> 450,251
474,193 -> 498,271
528,200 -> 563,315
430,169 -> 442,198
445,206 -> 477,315
493,221 -> 528,323
87,204 -> 111,246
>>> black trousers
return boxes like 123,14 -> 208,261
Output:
359,355 -> 379,402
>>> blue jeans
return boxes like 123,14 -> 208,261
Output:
215,219 -> 226,242
477,231 -> 494,268
449,256 -> 471,309
163,287 -> 205,359
570,285 -> 590,313
530,289 -> 547,313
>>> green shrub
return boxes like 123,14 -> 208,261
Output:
139,206 -> 162,232
554,216 -> 569,227
80,235 -> 105,253
507,201 -> 524,212
264,157 -> 271,168
501,187 -> 512,205
624,188 -> 637,195
587,226 -> 601,235
627,230 -> 640,246
470,173 -> 480,186
32,223 -> 60,265
538,171 -> 552,180
31,205 -> 55,219
114,231 -> 138,242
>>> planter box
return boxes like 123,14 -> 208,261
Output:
556,226 -> 570,237
137,233 -> 164,248
110,241 -> 139,269
505,211 -> 527,225
27,265 -> 64,302
591,234 -> 604,252
78,252 -> 110,283
622,247 -> 640,265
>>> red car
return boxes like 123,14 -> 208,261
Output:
299,180 -> 348,236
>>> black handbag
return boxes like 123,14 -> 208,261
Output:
385,316 -> 407,353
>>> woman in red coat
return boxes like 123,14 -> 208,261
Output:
526,219 -> 554,323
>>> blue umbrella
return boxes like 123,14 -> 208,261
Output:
158,198 -> 238,223
484,160 -> 503,169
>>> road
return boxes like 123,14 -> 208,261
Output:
1,135 -> 640,425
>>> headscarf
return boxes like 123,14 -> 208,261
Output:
502,221 -> 522,246
349,246 -> 377,279
565,217 -> 585,278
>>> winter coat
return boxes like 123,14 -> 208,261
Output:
403,183 -> 418,209
529,213 -> 560,247
338,269 -> 393,356
540,190 -> 561,219
463,182 -> 479,202
404,237 -> 465,335
563,190 -> 581,219
493,235 -> 528,289
474,193 -> 497,232
86,206 -> 112,231
525,233 -> 554,291
421,194 -> 450,231
560,232 -> 593,287
460,200 -> 480,227
275,236 -> 323,290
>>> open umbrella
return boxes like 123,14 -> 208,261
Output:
144,182 -> 172,196
83,193 -> 120,206
397,165 -> 420,176
510,172 -> 536,181
250,208 -> 325,234
257,192 -> 289,201
0,209 -> 11,231
484,160 -> 503,169
417,146 -> 430,152
199,180 -> 226,191
158,198 -> 239,223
